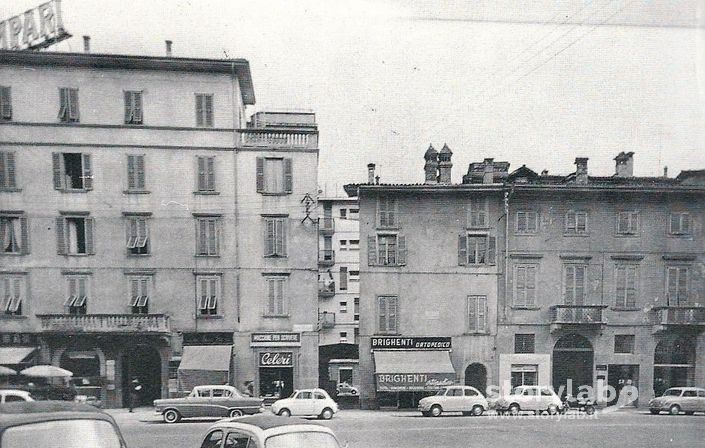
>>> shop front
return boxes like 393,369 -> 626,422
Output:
249,332 -> 304,403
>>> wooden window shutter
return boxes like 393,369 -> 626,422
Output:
515,267 -> 526,306
0,86 -> 11,119
279,219 -> 287,256
208,219 -> 217,255
477,297 -> 487,332
85,218 -> 95,254
19,217 -> 29,255
133,92 -> 143,123
52,153 -> 63,189
0,152 -> 5,187
277,279 -> 284,314
468,297 -> 477,332
397,235 -> 407,265
677,268 -> 688,304
488,236 -> 496,265
127,155 -> 136,189
58,88 -> 68,120
198,219 -> 207,254
197,157 -> 206,191
458,235 -> 467,266
206,157 -> 215,191
526,266 -> 536,306
284,158 -> 293,193
124,91 -> 132,123
575,266 -> 585,305
55,217 -> 66,254
6,152 -> 15,188
256,157 -> 264,192
68,89 -> 79,121
388,297 -> 398,333
367,235 -> 377,266
564,267 -> 574,305
195,95 -> 204,127
205,95 -> 213,127
82,154 -> 92,190
136,155 -> 145,189
378,297 -> 387,332
264,219 -> 275,256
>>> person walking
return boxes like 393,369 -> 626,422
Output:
129,377 -> 142,413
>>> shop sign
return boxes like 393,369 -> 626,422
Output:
0,0 -> 71,50
251,332 -> 300,346
371,336 -> 452,350
0,333 -> 38,346
376,373 -> 455,391
183,332 -> 233,345
259,352 -> 293,367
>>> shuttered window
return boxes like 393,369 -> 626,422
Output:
467,295 -> 487,333
65,276 -> 88,314
458,234 -> 496,266
378,296 -> 398,334
126,216 -> 149,255
514,334 -> 535,354
128,277 -> 150,314
195,94 -> 214,127
124,91 -> 143,124
0,214 -> 29,255
56,216 -> 95,255
256,157 -> 293,194
52,153 -> 92,191
265,277 -> 287,316
264,217 -> 287,257
378,197 -> 397,228
196,217 -> 219,256
669,212 -> 691,235
563,265 -> 587,305
615,265 -> 638,308
468,198 -> 488,228
666,266 -> 689,306
126,155 -> 146,190
514,264 -> 537,306
0,151 -> 17,189
565,210 -> 588,234
197,156 -> 216,192
616,211 -> 639,235
516,210 -> 538,234
0,86 -> 11,120
1,275 -> 25,316
197,276 -> 219,315
58,88 -> 79,122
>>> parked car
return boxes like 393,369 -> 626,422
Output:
418,385 -> 488,417
335,382 -> 359,397
649,387 -> 705,415
198,414 -> 345,448
154,385 -> 264,423
271,388 -> 338,419
0,389 -> 34,404
495,385 -> 563,415
0,401 -> 127,448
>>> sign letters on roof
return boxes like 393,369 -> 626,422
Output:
0,0 -> 71,51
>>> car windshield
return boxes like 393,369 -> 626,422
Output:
663,389 -> 682,397
2,419 -> 123,448
266,432 -> 340,448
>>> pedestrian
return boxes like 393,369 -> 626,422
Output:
129,377 -> 142,413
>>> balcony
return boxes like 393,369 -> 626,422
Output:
319,250 -> 335,267
318,312 -> 335,330
237,129 -> 318,149
318,280 -> 336,298
651,306 -> 705,333
37,314 -> 171,334
319,217 -> 335,235
549,305 -> 607,333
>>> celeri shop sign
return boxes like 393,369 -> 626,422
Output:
259,352 -> 293,367
376,373 -> 455,391
0,0 -> 70,50
371,336 -> 452,350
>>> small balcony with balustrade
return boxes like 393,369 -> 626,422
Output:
318,280 -> 336,299
549,305 -> 607,333
650,306 -> 705,333
319,250 -> 335,267
318,312 -> 336,330
37,314 -> 171,335
319,217 -> 335,236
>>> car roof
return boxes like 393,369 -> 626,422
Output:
293,388 -> 328,393
219,415 -> 326,431
0,401 -> 119,432
0,389 -> 32,395
211,415 -> 338,440
666,387 -> 704,391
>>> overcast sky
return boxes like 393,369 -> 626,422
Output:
3,0 -> 704,193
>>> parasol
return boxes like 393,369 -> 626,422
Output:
0,366 -> 17,376
20,365 -> 73,378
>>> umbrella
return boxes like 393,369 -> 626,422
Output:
0,366 -> 17,376
20,365 -> 73,378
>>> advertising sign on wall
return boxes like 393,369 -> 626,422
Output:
376,373 -> 455,391
371,336 -> 452,350
0,0 -> 71,50
259,352 -> 293,368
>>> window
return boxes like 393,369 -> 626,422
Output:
0,151 -> 17,189
264,217 -> 287,257
350,270 -> 360,281
1,275 -> 25,316
350,208 -> 359,216
565,210 -> 588,234
339,367 -> 353,385
514,334 -> 535,354
125,216 -> 149,255
378,296 -> 398,334
514,264 -> 537,307
615,265 -> 638,308
265,277 -> 287,316
196,156 -> 216,192
58,87 -> 79,122
614,335 -> 635,354
354,297 -> 359,321
511,365 -> 538,388
515,210 -> 538,234
339,267 -> 347,290
128,277 -> 150,314
349,239 -> 360,250
339,240 -> 347,250
458,234 -> 496,266
339,332 -> 348,343
201,430 -> 223,448
468,198 -> 488,228
340,301 -> 347,313
256,157 -> 292,194
563,265 -> 587,305
467,295 -> 487,333
56,215 -> 95,255
0,213 -> 28,254
65,276 -> 88,315
616,211 -> 639,235
669,212 -> 691,236
124,91 -> 143,124
368,234 -> 406,266
340,209 -> 347,219
224,432 -> 251,448
666,266 -> 689,305
196,216 -> 219,256
195,94 -> 213,127
126,155 -> 146,191
378,197 -> 397,228
0,86 -> 11,120
52,152 -> 92,190
197,276 -> 219,316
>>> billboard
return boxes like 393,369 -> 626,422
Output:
0,0 -> 71,50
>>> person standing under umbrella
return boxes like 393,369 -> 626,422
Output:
129,377 -> 142,412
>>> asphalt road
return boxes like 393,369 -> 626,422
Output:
110,407 -> 705,448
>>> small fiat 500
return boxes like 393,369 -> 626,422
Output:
271,388 -> 338,419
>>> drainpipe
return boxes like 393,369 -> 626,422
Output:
503,190 -> 511,322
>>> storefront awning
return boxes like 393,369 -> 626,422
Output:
178,345 -> 232,371
0,347 -> 37,365
374,350 -> 456,391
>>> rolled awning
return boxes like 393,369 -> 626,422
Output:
374,350 -> 456,391
0,347 -> 37,365
178,345 -> 232,371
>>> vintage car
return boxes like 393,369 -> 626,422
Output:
0,389 -> 34,404
494,385 -> 563,415
198,415 -> 346,448
0,401 -> 127,448
649,387 -> 705,415
335,382 -> 359,397
418,385 -> 488,417
270,388 -> 338,419
154,385 -> 264,423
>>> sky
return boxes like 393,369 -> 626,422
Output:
2,0 -> 704,193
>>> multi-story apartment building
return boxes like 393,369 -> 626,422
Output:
317,191 -> 360,396
0,48 -> 320,408
345,148 -> 705,409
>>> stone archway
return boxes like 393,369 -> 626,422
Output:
552,333 -> 593,398
121,344 -> 162,407
653,335 -> 696,396
465,363 -> 487,395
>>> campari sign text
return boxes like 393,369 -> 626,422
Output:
259,352 -> 293,367
0,0 -> 71,50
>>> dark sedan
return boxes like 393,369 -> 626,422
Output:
154,385 -> 264,423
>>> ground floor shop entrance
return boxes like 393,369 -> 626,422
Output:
465,363 -> 487,395
607,364 -> 639,406
552,333 -> 594,398
653,335 -> 696,397
121,345 -> 162,407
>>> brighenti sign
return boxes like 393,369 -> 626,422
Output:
0,0 -> 71,50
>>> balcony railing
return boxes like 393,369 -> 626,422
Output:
318,312 -> 335,329
318,281 -> 336,298
238,129 -> 318,149
37,314 -> 171,334
651,306 -> 705,330
319,217 -> 335,235
549,305 -> 607,331
319,250 -> 335,266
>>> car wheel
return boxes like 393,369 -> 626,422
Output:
430,405 -> 442,417
229,409 -> 243,418
472,405 -> 484,416
278,408 -> 291,417
669,405 -> 681,416
163,409 -> 181,424
508,404 -> 521,416
351,389 -> 358,395
650,410 -> 660,415
548,404 -> 559,415
320,408 -> 334,420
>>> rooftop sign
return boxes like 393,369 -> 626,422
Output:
0,0 -> 71,50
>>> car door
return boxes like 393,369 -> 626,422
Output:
441,387 -> 459,412
293,391 -> 314,415
680,389 -> 698,412
211,387 -> 230,417
200,429 -> 224,448
521,387 -> 538,410
463,387 -> 480,411
313,391 -> 329,415
189,387 -> 213,418
540,387 -> 555,409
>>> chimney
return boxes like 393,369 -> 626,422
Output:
575,157 -> 588,184
438,144 -> 453,184
423,144 -> 439,184
83,35 -> 90,53
541,169 -> 549,176
663,166 -> 668,178
165,40 -> 173,57
614,151 -> 634,177
367,163 -> 376,185
483,158 -> 494,184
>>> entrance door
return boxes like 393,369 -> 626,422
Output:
121,345 -> 162,408
552,333 -> 593,398
259,367 -> 293,399
464,363 -> 487,396
653,336 -> 695,397
607,365 -> 639,406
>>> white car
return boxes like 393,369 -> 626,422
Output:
649,387 -> 705,415
271,388 -> 338,420
495,385 -> 563,415
418,385 -> 488,417
0,389 -> 34,403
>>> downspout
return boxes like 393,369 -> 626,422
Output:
231,62 -> 241,387
503,189 -> 510,322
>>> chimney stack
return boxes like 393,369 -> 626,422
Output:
483,158 -> 494,184
367,163 -> 376,185
575,157 -> 588,184
83,36 -> 90,53
438,144 -> 453,184
423,144 -> 439,184
614,151 -> 634,177
663,166 -> 668,178
165,40 -> 173,57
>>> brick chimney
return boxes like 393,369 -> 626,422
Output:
165,40 -> 173,57
438,144 -> 453,184
614,151 -> 634,177
367,163 -> 376,185
83,36 -> 90,53
575,157 -> 588,184
483,158 -> 494,184
423,144 -> 439,184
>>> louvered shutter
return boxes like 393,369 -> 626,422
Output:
52,153 -> 63,189
127,155 -> 136,189
367,235 -> 377,266
197,220 -> 207,255
268,279 -> 275,314
124,91 -> 133,123
0,152 -> 5,187
526,266 -> 536,306
19,217 -> 29,255
196,95 -> 204,126
277,279 -> 284,314
616,267 -> 626,308
68,89 -> 79,121
488,236 -> 496,265
388,297 -> 398,333
136,218 -> 148,248
279,219 -> 287,256
206,157 -> 215,191
477,297 -> 487,332
256,157 -> 264,192
55,217 -> 66,254
458,235 -> 467,266
133,92 -> 143,123
58,88 -> 68,120
265,219 -> 275,256
378,297 -> 387,332
208,219 -> 217,255
205,95 -> 213,127
129,279 -> 140,307
5,152 -> 15,188
0,87 -> 11,119
516,267 -> 526,306
197,157 -> 206,191
85,218 -> 95,254
575,266 -> 585,305
626,267 -> 637,308
136,155 -> 145,189
564,267 -> 575,305
397,235 -> 406,265
468,297 -> 476,332
677,268 -> 688,305
284,158 -> 293,193
82,154 -> 92,190
667,267 -> 678,304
